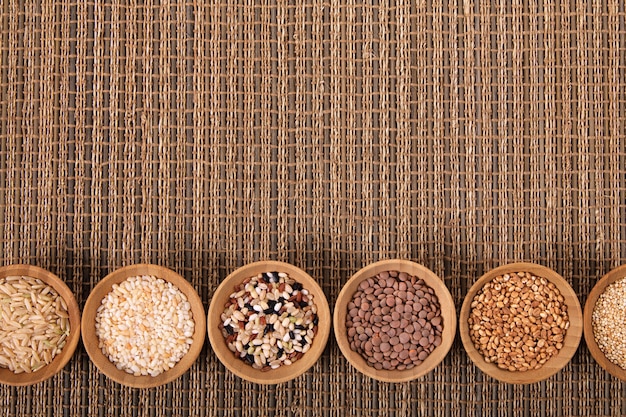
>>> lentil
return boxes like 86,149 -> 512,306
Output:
346,271 -> 443,370
95,275 -> 195,377
592,276 -> 626,369
468,271 -> 569,372
220,272 -> 318,371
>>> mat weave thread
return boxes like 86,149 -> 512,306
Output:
1,0 -> 626,416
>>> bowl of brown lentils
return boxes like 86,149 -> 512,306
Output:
81,264 -> 206,388
584,264 -> 626,381
460,262 -> 582,384
0,264 -> 81,386
334,259 -> 456,382
207,261 -> 331,384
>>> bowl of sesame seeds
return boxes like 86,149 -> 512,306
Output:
460,263 -> 583,384
584,264 -> 626,381
207,261 -> 330,384
0,264 -> 81,386
333,259 -> 456,382
81,264 -> 206,388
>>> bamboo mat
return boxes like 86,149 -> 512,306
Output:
1,0 -> 626,416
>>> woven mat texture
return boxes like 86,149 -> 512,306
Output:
2,0 -> 626,416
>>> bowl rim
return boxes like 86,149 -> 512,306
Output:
333,259 -> 457,382
0,264 -> 81,386
207,260 -> 331,385
81,263 -> 206,388
459,262 -> 583,384
583,264 -> 626,381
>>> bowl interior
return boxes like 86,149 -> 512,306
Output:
207,261 -> 331,384
0,264 -> 81,386
459,262 -> 583,384
81,264 -> 206,388
333,259 -> 456,383
583,264 -> 626,381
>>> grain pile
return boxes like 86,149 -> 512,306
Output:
0,276 -> 70,373
592,277 -> 626,370
468,271 -> 569,372
95,275 -> 195,377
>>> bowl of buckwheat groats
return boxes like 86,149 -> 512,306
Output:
207,261 -> 330,384
584,264 -> 626,381
0,265 -> 81,386
334,259 -> 456,382
81,264 -> 206,388
460,262 -> 582,384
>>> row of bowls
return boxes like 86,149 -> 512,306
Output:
0,260 -> 622,387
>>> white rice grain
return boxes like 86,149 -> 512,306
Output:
94,275 -> 195,377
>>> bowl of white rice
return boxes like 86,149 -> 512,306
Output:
81,264 -> 205,388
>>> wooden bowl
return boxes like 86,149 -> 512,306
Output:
0,264 -> 81,386
584,264 -> 626,381
81,264 -> 206,388
334,259 -> 456,382
460,262 -> 582,384
207,261 -> 331,384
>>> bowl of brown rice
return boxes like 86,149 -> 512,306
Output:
81,264 -> 205,388
0,264 -> 81,386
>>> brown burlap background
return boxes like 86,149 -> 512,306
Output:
1,0 -> 626,416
